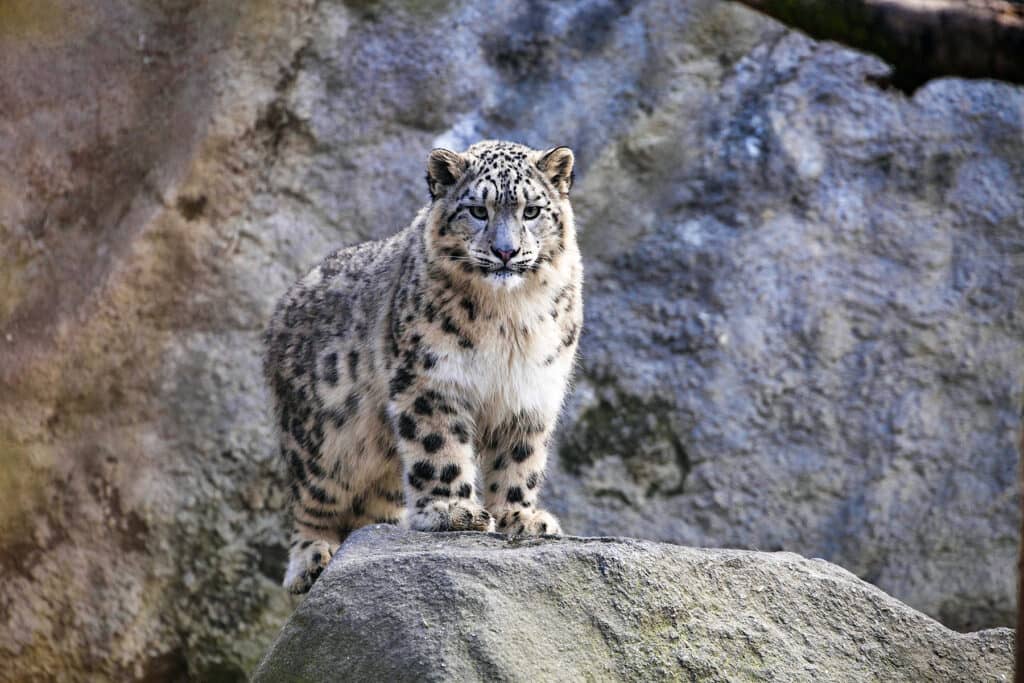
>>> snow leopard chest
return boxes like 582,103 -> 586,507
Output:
429,306 -> 579,423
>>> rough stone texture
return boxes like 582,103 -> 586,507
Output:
0,1 -> 314,680
253,526 -> 1015,682
551,13 -> 1024,634
0,0 -> 1021,680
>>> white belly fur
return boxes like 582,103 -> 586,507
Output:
432,319 -> 575,424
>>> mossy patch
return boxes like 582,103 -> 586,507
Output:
0,0 -> 86,43
0,438 -> 54,544
559,384 -> 690,498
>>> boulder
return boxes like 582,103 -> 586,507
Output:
253,526 -> 1014,682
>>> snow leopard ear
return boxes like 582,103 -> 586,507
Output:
426,148 -> 467,200
537,146 -> 575,196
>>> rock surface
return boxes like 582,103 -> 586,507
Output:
0,0 -> 1021,679
253,526 -> 1014,682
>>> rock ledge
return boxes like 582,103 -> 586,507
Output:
253,526 -> 1013,682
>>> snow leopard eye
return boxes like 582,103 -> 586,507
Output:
468,205 -> 488,220
523,205 -> 541,220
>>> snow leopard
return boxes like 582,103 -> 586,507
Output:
263,140 -> 582,593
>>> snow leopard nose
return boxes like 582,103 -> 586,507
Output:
491,246 -> 519,264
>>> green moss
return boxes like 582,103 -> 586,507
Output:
0,0 -> 71,41
343,0 -> 459,20
0,437 -> 52,538
559,385 -> 690,497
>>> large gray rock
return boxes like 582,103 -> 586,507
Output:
549,16 -> 1024,632
549,10 -> 1024,631
253,526 -> 1014,682
1,0 -> 1020,679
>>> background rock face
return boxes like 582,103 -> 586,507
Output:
253,526 -> 1015,682
0,0 -> 1020,679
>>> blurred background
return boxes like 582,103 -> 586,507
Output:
1,0 -> 1021,680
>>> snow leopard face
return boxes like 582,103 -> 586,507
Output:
426,140 -> 575,290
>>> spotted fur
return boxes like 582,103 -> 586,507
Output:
264,141 -> 582,593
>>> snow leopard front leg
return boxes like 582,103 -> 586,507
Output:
481,412 -> 562,536
390,383 -> 493,532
